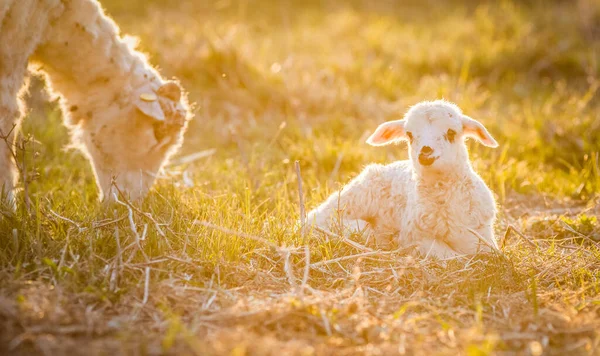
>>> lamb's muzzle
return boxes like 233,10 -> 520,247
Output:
307,100 -> 499,259
418,146 -> 436,166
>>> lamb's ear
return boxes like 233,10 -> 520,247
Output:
135,93 -> 165,121
461,115 -> 498,148
157,81 -> 182,102
366,120 -> 407,146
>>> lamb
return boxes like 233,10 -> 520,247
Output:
306,100 -> 500,259
0,0 -> 191,206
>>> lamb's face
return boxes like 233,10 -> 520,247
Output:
366,100 -> 498,175
403,104 -> 470,174
81,81 -> 189,202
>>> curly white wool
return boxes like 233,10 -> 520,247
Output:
0,0 -> 191,205
307,100 -> 499,259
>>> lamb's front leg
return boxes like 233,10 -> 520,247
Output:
450,224 -> 498,255
306,165 -> 382,235
306,192 -> 370,235
1,0 -> 53,209
0,109 -> 18,208
417,238 -> 463,260
0,74 -> 26,209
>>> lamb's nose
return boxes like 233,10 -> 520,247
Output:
421,146 -> 433,155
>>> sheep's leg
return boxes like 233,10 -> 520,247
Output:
0,0 -> 57,209
0,71 -> 25,209
306,167 -> 380,235
338,218 -> 370,234
306,190 -> 369,234
417,238 -> 462,260
306,198 -> 370,235
307,188 -> 369,233
449,225 -> 498,255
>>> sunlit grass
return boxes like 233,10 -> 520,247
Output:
1,0 -> 600,354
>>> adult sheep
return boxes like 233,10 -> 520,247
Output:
306,100 -> 500,259
0,0 -> 191,206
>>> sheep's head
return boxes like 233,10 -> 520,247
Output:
366,100 -> 497,176
78,80 -> 190,202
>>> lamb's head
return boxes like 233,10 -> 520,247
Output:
79,81 -> 190,202
366,100 -> 498,176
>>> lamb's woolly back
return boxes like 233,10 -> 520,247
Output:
0,0 -> 192,203
32,0 -> 163,120
308,100 -> 499,259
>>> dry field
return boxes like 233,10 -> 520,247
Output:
1,0 -> 600,355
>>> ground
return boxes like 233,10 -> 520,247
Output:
1,0 -> 600,355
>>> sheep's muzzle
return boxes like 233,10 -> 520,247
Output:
418,153 -> 437,166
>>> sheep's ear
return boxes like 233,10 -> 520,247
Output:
461,115 -> 498,148
135,93 -> 165,121
157,81 -> 182,102
366,120 -> 407,146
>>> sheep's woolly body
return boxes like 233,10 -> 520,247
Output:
307,101 -> 499,259
308,162 -> 497,258
0,0 -> 191,202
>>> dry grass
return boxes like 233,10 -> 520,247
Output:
1,0 -> 600,355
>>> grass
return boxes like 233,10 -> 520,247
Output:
1,0 -> 600,354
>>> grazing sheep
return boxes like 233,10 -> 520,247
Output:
306,100 -> 499,259
0,0 -> 191,206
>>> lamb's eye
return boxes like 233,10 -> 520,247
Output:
446,129 -> 456,143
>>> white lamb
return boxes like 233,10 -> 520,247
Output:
0,0 -> 191,205
306,100 -> 500,259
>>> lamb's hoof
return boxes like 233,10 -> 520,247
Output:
365,232 -> 397,250
374,235 -> 395,249
1,192 -> 17,216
